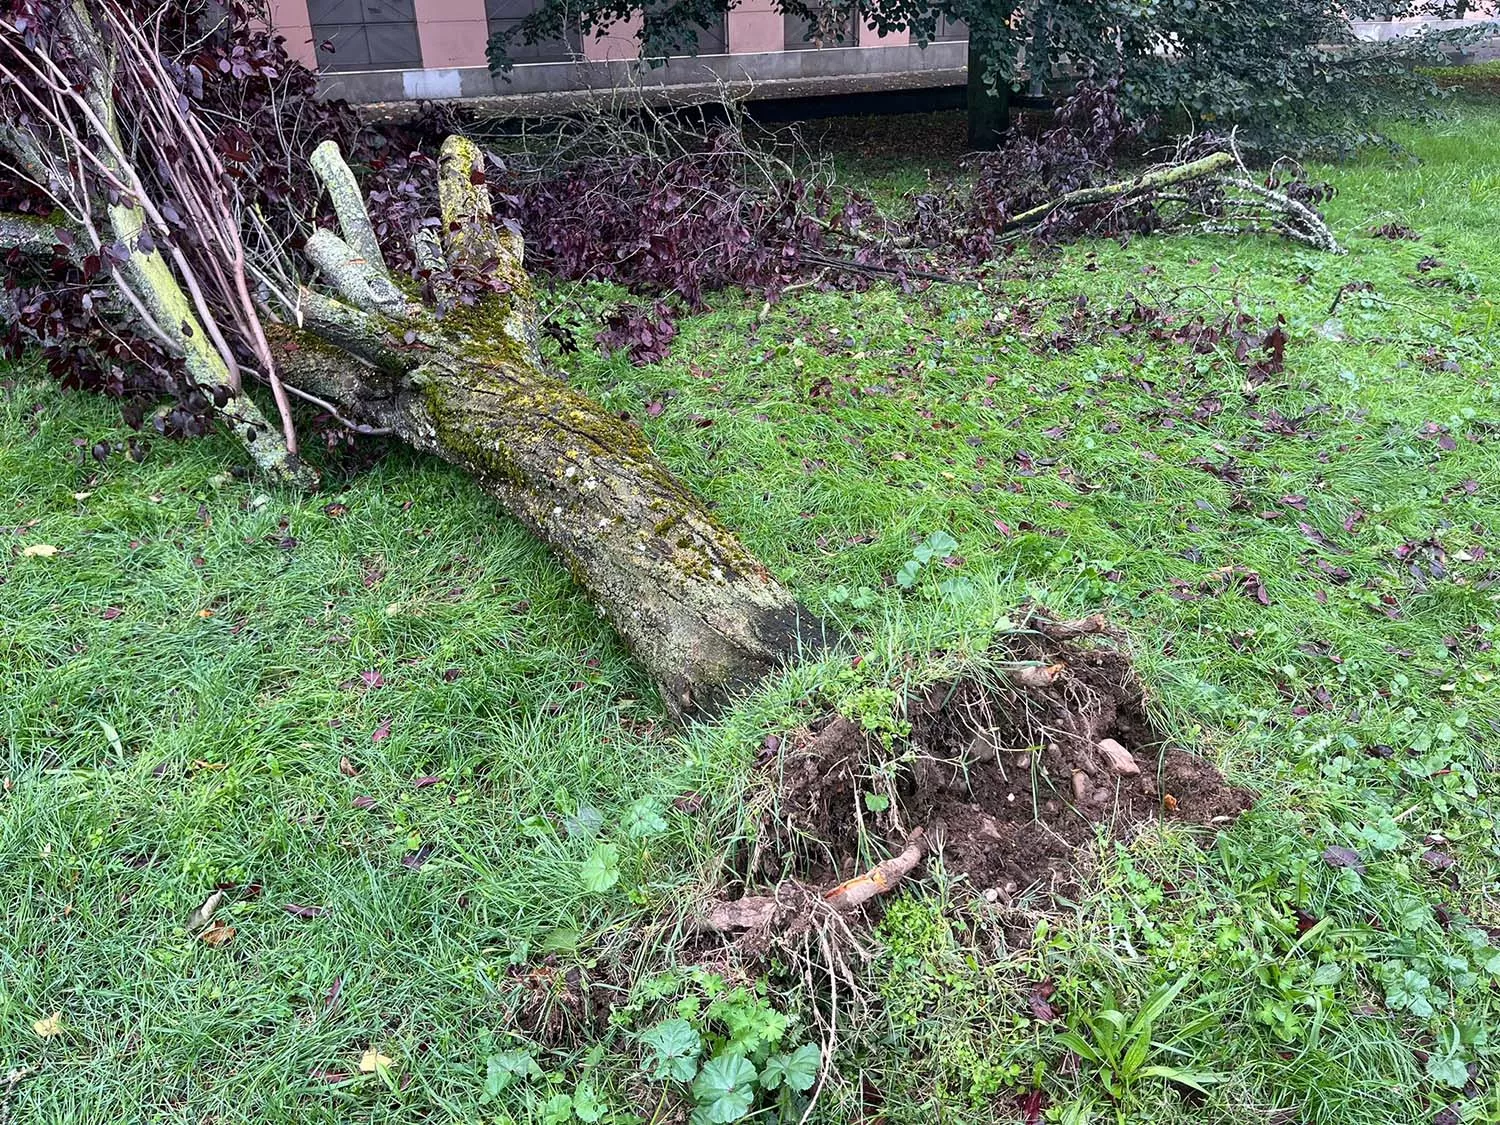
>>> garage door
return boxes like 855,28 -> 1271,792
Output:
487,0 -> 580,63
309,0 -> 422,71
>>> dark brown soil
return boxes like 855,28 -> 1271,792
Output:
757,613 -> 1254,900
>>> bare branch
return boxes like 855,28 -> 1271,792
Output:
311,140 -> 388,273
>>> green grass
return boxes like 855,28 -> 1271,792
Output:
4,100 -> 1500,1123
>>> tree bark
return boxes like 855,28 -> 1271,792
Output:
275,137 -> 833,717
0,0 -> 834,716
967,36 -> 1011,150
1002,151 -> 1236,229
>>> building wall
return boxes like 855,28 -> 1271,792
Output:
268,0 -> 317,67
414,0 -> 489,68
267,0 -> 968,103
269,3 -> 1500,103
728,0 -> 780,53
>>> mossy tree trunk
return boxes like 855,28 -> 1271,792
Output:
277,138 -> 832,717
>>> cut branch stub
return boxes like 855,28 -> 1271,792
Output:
281,138 -> 834,715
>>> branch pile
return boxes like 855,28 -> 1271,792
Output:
2,4 -> 1344,463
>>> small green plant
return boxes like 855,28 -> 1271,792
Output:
837,686 -> 910,749
825,582 -> 879,609
633,972 -> 820,1123
1053,975 -> 1223,1113
895,529 -> 959,590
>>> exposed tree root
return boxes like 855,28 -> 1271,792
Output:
703,829 -> 927,934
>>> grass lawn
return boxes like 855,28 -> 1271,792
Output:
3,98 -> 1499,1124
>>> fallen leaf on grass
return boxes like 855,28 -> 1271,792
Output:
401,843 -> 435,870
352,795 -> 376,810
413,775 -> 441,789
371,719 -> 391,743
186,890 -> 224,932
21,544 -> 59,557
199,922 -> 236,947
1322,846 -> 1365,873
359,1049 -> 393,1074
32,1013 -> 64,1037
339,756 -> 359,778
1028,978 -> 1059,1022
1422,850 -> 1456,871
284,904 -> 325,919
325,976 -> 344,1012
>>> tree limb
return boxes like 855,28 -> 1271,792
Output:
304,229 -> 414,319
0,211 -> 84,263
310,139 -> 388,272
1002,151 -> 1236,230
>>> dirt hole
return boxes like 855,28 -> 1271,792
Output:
752,614 -> 1254,901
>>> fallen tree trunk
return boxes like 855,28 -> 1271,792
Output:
0,5 -> 831,717
272,137 -> 832,716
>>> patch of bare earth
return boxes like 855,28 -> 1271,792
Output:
712,613 -> 1253,936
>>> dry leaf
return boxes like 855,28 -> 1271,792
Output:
21,544 -> 59,557
33,1012 -> 64,1037
358,1048 -> 392,1074
339,756 -> 359,778
186,890 -> 224,932
199,921 -> 236,947
197,608 -> 214,618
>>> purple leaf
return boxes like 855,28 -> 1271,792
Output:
1321,846 -> 1365,873
401,843 -> 436,870
1421,849 -> 1455,871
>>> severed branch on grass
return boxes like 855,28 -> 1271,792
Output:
0,3 -> 317,487
1002,151 -> 1238,230
998,143 -> 1344,254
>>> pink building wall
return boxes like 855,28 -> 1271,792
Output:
728,0 -> 781,54
268,0 -> 928,72
414,0 -> 490,69
584,13 -> 645,62
267,0 -> 316,68
862,18 -> 909,47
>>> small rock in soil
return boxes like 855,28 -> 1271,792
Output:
1097,737 -> 1140,776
